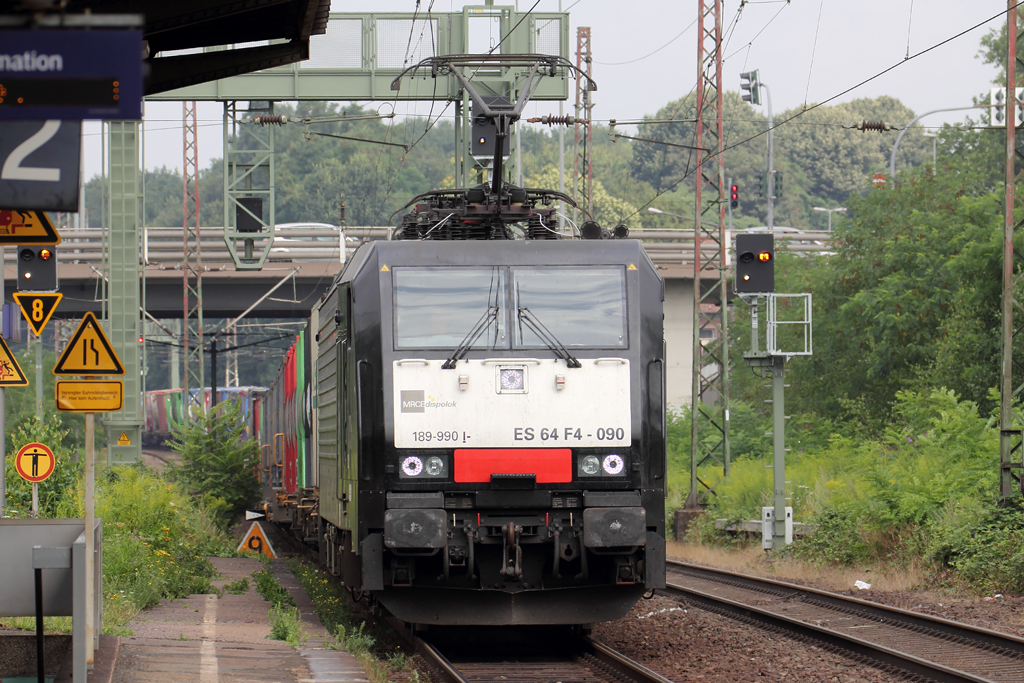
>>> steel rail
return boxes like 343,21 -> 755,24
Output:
666,560 -> 1024,683
579,636 -> 676,683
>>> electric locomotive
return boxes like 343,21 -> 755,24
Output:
309,185 -> 666,625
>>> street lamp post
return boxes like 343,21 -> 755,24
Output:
812,206 -> 846,231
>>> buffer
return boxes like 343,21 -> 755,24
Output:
53,311 -> 125,376
0,210 -> 61,245
13,292 -> 62,337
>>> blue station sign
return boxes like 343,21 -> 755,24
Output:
0,29 -> 142,120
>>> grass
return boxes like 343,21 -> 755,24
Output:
224,578 -> 250,595
252,568 -> 295,608
668,540 -> 929,592
288,559 -> 420,683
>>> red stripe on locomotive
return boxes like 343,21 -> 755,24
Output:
453,449 -> 573,483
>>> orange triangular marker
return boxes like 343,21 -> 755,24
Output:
53,311 -> 124,376
13,292 -> 62,337
0,210 -> 61,245
381,264 -> 389,271
236,521 -> 277,558
628,263 -> 637,270
0,336 -> 27,386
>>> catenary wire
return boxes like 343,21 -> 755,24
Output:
620,0 -> 1020,222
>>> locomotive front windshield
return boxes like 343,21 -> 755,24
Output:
393,267 -> 507,349
514,266 -> 627,348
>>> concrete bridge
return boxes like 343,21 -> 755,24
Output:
2,225 -> 832,410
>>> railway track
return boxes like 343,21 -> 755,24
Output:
666,560 -> 1024,683
394,623 -> 673,683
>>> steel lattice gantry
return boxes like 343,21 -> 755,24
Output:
573,26 -> 594,220
1001,2 -> 1024,500
685,0 -> 730,509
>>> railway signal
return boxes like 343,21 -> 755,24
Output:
755,171 -> 767,197
735,233 -> 774,293
17,245 -> 58,292
730,183 -> 739,209
740,70 -> 761,105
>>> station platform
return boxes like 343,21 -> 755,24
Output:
104,557 -> 367,683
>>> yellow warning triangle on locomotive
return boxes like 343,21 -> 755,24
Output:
0,336 -> 28,386
53,311 -> 125,376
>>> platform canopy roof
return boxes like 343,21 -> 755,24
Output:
55,0 -> 332,94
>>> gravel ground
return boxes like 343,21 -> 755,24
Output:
591,562 -> 1024,683
592,594 -> 907,682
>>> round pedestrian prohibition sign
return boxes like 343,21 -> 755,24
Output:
15,442 -> 55,483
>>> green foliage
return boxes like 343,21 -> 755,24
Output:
927,500 -> 1024,595
95,467 -> 230,617
0,465 -> 240,634
268,604 -> 305,648
783,167 -> 1003,428
224,578 -> 250,595
167,398 -> 261,528
252,569 -> 295,608
2,416 -> 80,517
288,559 -> 350,634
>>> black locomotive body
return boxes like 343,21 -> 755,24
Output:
314,236 -> 666,625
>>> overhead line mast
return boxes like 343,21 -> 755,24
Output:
574,26 -> 594,221
685,0 -> 731,511
183,102 -> 204,411
1000,1 -> 1024,501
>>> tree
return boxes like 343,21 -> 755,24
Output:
167,398 -> 261,528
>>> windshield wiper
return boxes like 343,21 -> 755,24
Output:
442,306 -> 498,369
517,307 -> 582,368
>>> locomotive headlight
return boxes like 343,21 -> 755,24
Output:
602,454 -> 624,475
581,456 -> 601,475
401,456 -> 424,477
425,456 -> 444,476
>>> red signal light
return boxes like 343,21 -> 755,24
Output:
39,248 -> 52,260
758,251 -> 771,262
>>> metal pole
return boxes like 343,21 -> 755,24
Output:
772,355 -> 786,549
84,413 -> 95,665
558,0 -> 565,230
1,244 -> 5,517
35,333 -> 42,420
210,340 -> 218,408
31,482 -> 38,516
35,566 -> 44,683
890,106 -> 981,178
1001,0 -> 1019,500
763,83 -> 774,232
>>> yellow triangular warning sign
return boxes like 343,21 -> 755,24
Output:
117,431 -> 130,446
13,292 -> 62,337
53,311 -> 125,376
236,521 -> 277,558
0,336 -> 27,387
381,264 -> 389,271
0,210 -> 61,245
628,263 -> 637,271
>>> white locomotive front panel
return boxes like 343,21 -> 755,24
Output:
392,357 -> 631,449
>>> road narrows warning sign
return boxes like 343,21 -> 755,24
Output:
53,311 -> 124,376
0,336 -> 27,386
0,210 -> 62,244
15,442 -> 55,483
237,522 -> 277,559
13,292 -> 62,337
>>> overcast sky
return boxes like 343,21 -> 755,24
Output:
82,0 -> 1009,182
